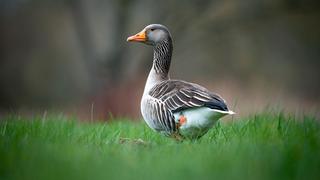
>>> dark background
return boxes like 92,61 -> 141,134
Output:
1,0 -> 319,120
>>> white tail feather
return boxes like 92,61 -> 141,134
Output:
212,109 -> 236,115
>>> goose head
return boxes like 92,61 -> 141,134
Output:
127,24 -> 171,46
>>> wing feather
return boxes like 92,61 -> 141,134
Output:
148,97 -> 177,133
149,80 -> 229,113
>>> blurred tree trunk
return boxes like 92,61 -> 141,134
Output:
106,0 -> 134,83
67,0 -> 134,88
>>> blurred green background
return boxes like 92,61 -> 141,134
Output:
0,0 -> 319,119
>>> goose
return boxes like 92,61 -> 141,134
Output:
127,24 -> 234,139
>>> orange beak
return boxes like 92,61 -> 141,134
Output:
127,29 -> 147,42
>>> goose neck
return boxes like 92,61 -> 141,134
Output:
152,39 -> 172,75
143,39 -> 173,95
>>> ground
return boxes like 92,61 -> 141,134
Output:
0,112 -> 319,180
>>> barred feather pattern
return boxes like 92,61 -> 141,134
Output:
153,39 -> 172,75
141,96 -> 177,135
149,80 -> 228,113
143,80 -> 229,134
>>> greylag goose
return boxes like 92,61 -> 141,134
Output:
127,24 -> 234,139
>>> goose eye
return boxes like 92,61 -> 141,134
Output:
150,28 -> 155,31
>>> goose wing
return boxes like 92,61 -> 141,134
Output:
142,96 -> 177,135
149,80 -> 229,113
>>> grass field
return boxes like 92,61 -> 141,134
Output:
0,112 -> 319,180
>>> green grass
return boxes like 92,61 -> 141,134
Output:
0,113 -> 319,180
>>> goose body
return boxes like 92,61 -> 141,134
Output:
127,24 -> 234,139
